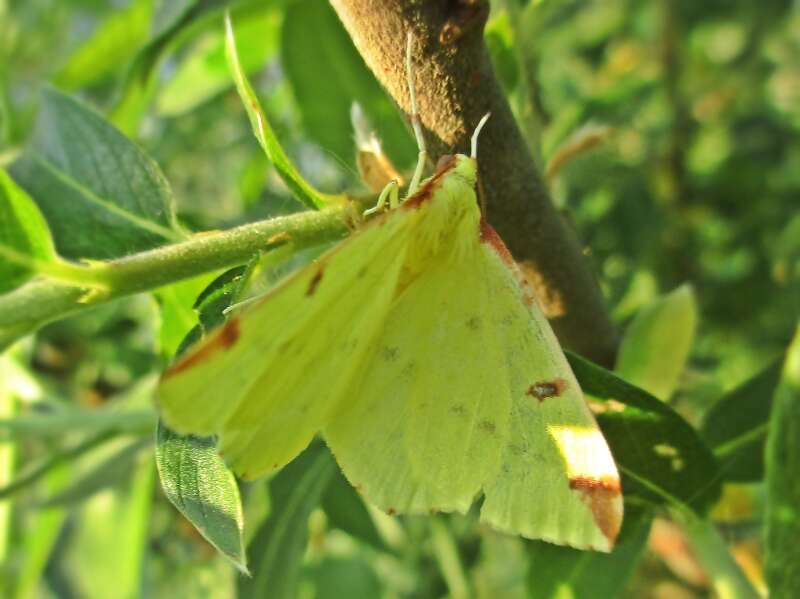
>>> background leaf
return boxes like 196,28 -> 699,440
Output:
615,285 -> 698,400
701,358 -> 783,482
568,352 -> 721,513
281,0 -> 415,170
321,467 -> 386,552
238,441 -> 335,599
55,0 -> 153,91
156,9 -> 280,117
527,504 -> 651,599
9,88 -> 184,260
764,326 -> 800,595
0,169 -> 56,293
226,13 -> 337,210
155,421 -> 248,573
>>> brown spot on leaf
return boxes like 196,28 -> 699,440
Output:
526,378 -> 568,402
306,268 -> 324,296
163,319 -> 241,378
402,154 -> 458,209
569,476 -> 623,545
465,316 -> 481,330
387,507 -> 397,515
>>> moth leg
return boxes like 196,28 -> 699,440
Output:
404,32 -> 427,199
363,179 -> 399,217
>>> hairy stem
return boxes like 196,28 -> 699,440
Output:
0,205 -> 355,348
330,0 -> 618,365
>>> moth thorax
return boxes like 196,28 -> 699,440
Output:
407,173 -> 482,266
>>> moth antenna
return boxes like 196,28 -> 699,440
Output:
406,32 -> 427,197
471,112 -> 491,159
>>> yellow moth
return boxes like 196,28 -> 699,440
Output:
158,30 -> 623,552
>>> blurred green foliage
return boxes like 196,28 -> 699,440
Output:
0,0 -> 798,597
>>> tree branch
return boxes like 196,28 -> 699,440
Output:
330,0 -> 618,365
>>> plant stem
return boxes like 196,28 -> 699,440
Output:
0,204 -> 356,348
430,518 -> 471,599
0,354 -> 16,567
679,511 -> 762,599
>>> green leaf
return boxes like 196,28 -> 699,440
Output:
9,88 -> 185,260
568,351 -> 721,513
701,358 -> 783,482
281,1 -> 415,170
615,284 -> 698,400
321,467 -> 387,552
67,457 -> 155,599
39,439 -> 149,507
9,468 -> 69,599
193,264 -> 249,331
155,421 -> 248,573
0,169 -> 56,293
238,441 -> 335,599
527,504 -> 651,599
55,0 -> 153,90
157,9 -> 280,117
306,556 -> 383,599
132,0 -> 234,85
0,431 -> 116,501
764,325 -> 800,596
485,11 -> 519,93
225,13 -> 338,210
156,272 -> 220,358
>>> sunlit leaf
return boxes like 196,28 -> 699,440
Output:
616,284 -> 697,401
156,421 -> 248,573
0,169 -> 56,293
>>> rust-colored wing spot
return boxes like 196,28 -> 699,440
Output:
306,268 -> 324,296
163,319 -> 241,378
569,476 -> 623,544
402,154 -> 458,209
526,378 -> 568,402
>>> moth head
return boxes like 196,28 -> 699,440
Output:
443,112 -> 491,189
448,154 -> 478,187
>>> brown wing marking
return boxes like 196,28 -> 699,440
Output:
569,476 -> 623,544
163,318 -> 241,379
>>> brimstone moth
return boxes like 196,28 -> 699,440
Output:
157,33 -> 623,552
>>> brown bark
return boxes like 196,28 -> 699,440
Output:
330,0 -> 618,366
